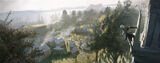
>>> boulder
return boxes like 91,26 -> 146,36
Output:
55,38 -> 65,46
34,43 -> 51,62
54,46 -> 64,50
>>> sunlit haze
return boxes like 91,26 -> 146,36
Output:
0,0 -> 125,12
26,0 -> 122,10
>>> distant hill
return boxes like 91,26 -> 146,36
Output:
0,7 -> 86,29
87,4 -> 105,12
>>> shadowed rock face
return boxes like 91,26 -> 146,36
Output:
145,0 -> 160,49
150,0 -> 160,9
133,0 -> 160,63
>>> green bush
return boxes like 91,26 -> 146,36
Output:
0,24 -> 42,63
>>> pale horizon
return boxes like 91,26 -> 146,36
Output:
0,0 -> 126,12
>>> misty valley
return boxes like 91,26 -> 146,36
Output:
1,0 -> 157,63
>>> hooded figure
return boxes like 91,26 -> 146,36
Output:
120,25 -> 137,45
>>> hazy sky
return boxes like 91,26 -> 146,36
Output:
0,0 -> 145,12
0,0 -> 127,12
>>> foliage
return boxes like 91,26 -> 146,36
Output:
104,7 -> 111,14
53,52 -> 96,63
0,23 -> 43,63
61,9 -> 101,29
89,0 -> 138,63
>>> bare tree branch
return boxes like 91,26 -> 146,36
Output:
4,11 -> 12,22
6,19 -> 13,25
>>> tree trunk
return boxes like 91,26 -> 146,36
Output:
75,56 -> 78,63
95,50 -> 99,63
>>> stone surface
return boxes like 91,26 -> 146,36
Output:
133,0 -> 160,63
145,0 -> 160,48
